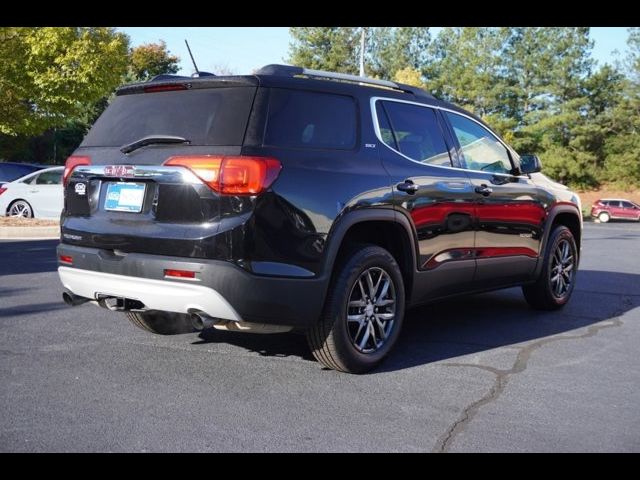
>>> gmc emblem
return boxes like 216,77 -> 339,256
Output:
104,165 -> 135,177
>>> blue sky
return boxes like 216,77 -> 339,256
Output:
119,27 -> 631,76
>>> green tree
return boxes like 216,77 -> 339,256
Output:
0,27 -> 129,136
367,27 -> 430,79
425,28 -> 509,118
287,27 -> 431,80
603,28 -> 640,186
127,40 -> 180,82
288,27 -> 360,74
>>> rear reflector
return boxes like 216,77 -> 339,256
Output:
59,255 -> 73,264
164,155 -> 281,195
143,84 -> 188,93
63,156 -> 91,186
0,187 -> 6,196
164,269 -> 196,279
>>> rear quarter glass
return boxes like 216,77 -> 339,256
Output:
263,88 -> 357,150
81,87 -> 257,147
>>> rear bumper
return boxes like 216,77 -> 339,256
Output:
56,244 -> 327,327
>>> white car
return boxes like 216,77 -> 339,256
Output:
0,166 -> 64,219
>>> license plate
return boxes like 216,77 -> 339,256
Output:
104,182 -> 146,213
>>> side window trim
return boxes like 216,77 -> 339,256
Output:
370,96 -> 526,177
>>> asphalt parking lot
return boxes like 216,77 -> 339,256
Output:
1,222 -> 639,452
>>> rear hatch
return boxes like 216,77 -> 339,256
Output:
61,78 -> 258,258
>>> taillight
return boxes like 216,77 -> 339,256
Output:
63,156 -> 91,186
164,155 -> 281,195
0,187 -> 6,196
59,255 -> 73,265
143,84 -> 188,93
164,269 -> 196,279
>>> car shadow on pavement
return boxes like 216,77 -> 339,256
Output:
194,269 -> 640,371
0,239 -> 59,276
0,301 -> 69,318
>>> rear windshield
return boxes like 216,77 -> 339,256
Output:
82,87 -> 256,147
264,89 -> 357,150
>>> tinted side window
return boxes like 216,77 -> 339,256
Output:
621,201 -> 635,208
264,89 -> 356,150
375,102 -> 397,149
445,112 -> 512,174
36,170 -> 62,185
381,101 -> 451,166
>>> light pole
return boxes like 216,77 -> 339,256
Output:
359,28 -> 366,77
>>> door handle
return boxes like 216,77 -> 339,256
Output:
474,184 -> 493,196
397,180 -> 419,195
29,190 -> 39,193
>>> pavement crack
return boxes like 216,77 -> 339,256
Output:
431,298 -> 631,453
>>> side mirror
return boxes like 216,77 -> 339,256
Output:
519,154 -> 542,174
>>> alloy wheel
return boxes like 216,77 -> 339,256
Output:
8,201 -> 32,218
550,239 -> 575,299
346,267 -> 396,354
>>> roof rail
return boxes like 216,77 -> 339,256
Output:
255,64 -> 432,98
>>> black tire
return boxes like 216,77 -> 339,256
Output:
307,244 -> 405,374
523,225 -> 578,310
125,311 -> 195,335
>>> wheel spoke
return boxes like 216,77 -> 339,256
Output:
347,314 -> 365,323
353,320 -> 366,344
349,300 -> 366,308
357,278 -> 367,301
377,277 -> 390,302
372,271 -> 383,300
365,270 -> 376,299
376,312 -> 395,321
374,316 -> 389,340
369,321 -> 379,346
358,322 -> 371,350
375,298 -> 394,307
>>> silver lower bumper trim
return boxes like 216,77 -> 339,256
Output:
58,266 -> 241,321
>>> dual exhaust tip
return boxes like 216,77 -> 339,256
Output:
62,290 -> 90,307
61,293 -> 290,334
61,291 -> 215,331
190,311 -> 217,330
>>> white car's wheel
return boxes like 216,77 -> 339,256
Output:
8,200 -> 33,218
598,212 -> 610,223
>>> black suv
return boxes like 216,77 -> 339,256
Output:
58,65 -> 582,373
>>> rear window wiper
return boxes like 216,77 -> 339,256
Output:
120,135 -> 190,154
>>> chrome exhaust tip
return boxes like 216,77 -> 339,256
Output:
62,290 -> 90,307
190,311 -> 217,331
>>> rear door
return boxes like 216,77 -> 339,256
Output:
442,110 -> 545,286
608,201 -> 625,218
30,169 -> 63,218
62,82 -> 257,259
621,201 -> 639,219
373,98 -> 476,302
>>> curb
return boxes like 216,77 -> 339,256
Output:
0,226 -> 60,239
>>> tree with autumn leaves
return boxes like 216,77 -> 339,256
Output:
0,28 -> 180,163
